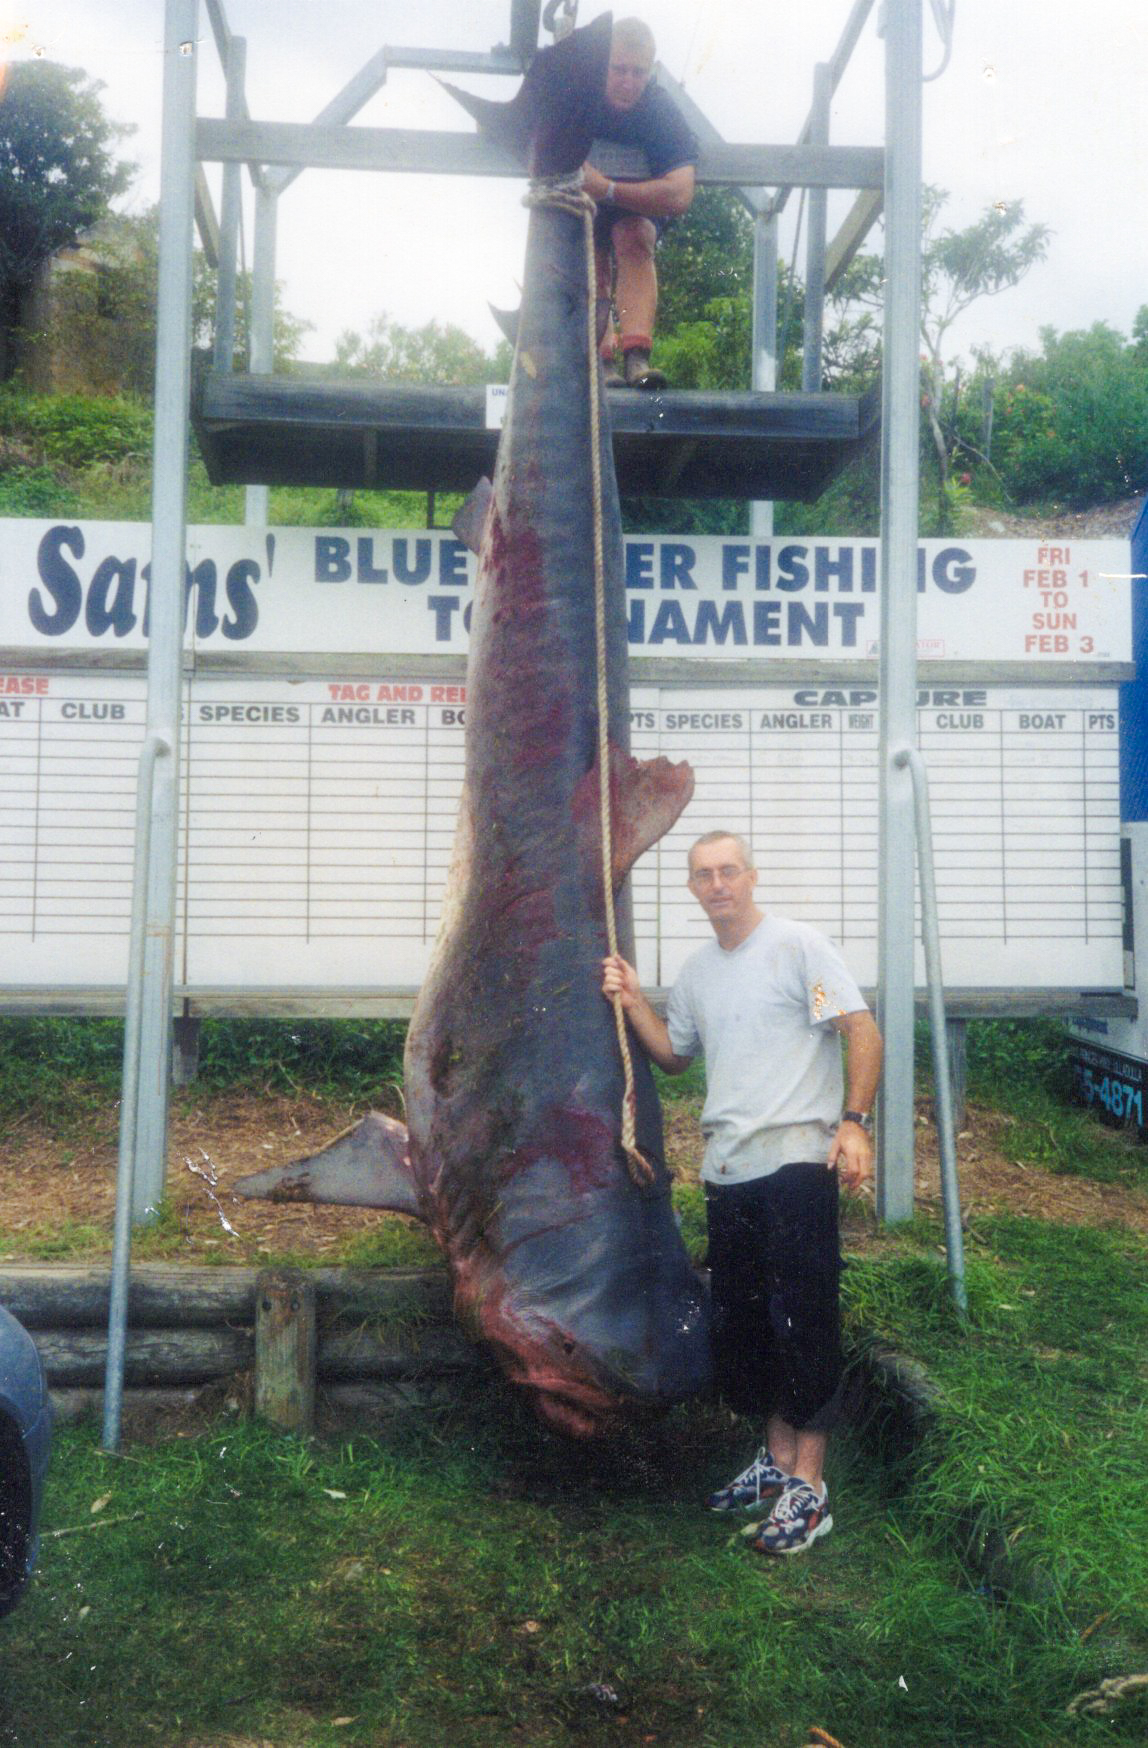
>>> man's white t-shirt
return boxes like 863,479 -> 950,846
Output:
666,913 -> 868,1185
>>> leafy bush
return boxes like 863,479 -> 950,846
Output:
964,1017 -> 1074,1099
0,1016 -> 407,1122
16,391 -> 153,467
990,320 -> 1148,506
0,463 -> 65,513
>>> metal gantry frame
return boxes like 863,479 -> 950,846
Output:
105,0 -> 963,1449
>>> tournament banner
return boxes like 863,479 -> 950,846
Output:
0,521 -> 1131,665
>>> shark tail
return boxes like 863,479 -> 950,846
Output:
441,11 -> 612,179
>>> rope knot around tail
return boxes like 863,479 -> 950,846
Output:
522,169 -> 596,217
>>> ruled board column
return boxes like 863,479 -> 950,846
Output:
34,690 -> 144,938
0,690 -> 41,940
184,690 -> 311,957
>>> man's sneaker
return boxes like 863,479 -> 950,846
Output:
749,1478 -> 833,1556
706,1447 -> 791,1513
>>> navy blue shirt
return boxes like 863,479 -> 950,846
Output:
592,83 -> 699,179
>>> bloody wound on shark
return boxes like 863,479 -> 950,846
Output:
236,15 -> 713,1438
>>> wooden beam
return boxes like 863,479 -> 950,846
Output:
196,119 -> 884,189
0,984 -> 1130,1021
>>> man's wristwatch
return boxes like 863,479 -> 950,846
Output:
604,179 -> 616,204
841,1110 -> 871,1129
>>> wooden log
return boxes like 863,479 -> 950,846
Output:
34,1320 -> 481,1393
0,1264 -> 451,1330
50,1387 -> 225,1423
33,1328 -> 253,1387
255,1269 -> 316,1432
318,1380 -> 472,1423
318,1267 -> 452,1329
50,1379 -> 471,1428
319,1326 -> 481,1380
0,1264 -> 256,1329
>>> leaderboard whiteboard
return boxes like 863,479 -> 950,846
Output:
0,520 -> 1132,1002
0,672 -> 1122,994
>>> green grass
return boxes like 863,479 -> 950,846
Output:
2,1021 -> 1148,1740
844,1218 -> 1148,1673
4,1216 -> 1147,1748
0,438 -> 466,530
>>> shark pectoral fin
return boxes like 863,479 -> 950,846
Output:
576,745 -> 696,885
232,1112 -> 423,1216
489,301 -> 520,347
452,477 -> 495,557
609,745 -> 696,882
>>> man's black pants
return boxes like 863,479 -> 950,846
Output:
704,1161 -> 842,1431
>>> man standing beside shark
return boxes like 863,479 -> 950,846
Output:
603,831 -> 883,1554
579,16 -> 697,389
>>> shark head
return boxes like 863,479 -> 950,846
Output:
451,1147 -> 712,1439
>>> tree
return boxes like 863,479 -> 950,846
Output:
843,188 -> 1050,503
332,313 -> 508,384
652,188 -> 877,397
988,321 -> 1148,507
193,251 -> 314,376
0,61 -> 135,377
30,207 -> 313,396
655,186 -> 755,338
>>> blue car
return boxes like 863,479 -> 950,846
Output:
0,1303 -> 52,1618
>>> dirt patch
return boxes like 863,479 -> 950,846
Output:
907,1103 -> 1148,1234
0,1090 -> 424,1264
2,1089 -> 1147,1264
964,496 -> 1142,541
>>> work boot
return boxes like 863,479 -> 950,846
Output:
623,346 -> 667,390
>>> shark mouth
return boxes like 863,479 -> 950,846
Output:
516,1370 -> 631,1441
466,1279 -> 635,1439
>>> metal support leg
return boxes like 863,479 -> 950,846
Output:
801,63 -> 830,393
750,212 -> 778,538
130,0 -> 198,1226
212,33 -> 246,375
894,747 -> 967,1313
876,0 -> 923,1222
245,183 -> 277,526
105,0 -> 199,1451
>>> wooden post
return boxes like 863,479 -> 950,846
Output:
945,1018 -> 968,1133
172,1014 -> 201,1087
255,1268 -> 316,1432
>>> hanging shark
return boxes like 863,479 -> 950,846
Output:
236,15 -> 711,1437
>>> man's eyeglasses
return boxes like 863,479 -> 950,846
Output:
688,865 -> 749,888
